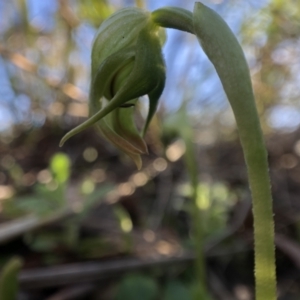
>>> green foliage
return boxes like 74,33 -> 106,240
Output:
50,152 -> 71,184
113,204 -> 133,252
2,1 -> 290,297
162,281 -> 192,300
24,183 -> 112,254
163,106 -> 209,297
0,257 -> 23,300
3,152 -> 71,217
115,275 -> 211,300
78,0 -> 113,26
241,0 -> 300,119
2,151 -> 112,259
114,274 -> 159,300
189,280 -> 213,300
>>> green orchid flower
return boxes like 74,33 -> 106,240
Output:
60,7 -> 166,169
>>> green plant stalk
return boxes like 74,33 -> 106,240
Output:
183,130 -> 208,299
165,107 -> 209,297
0,257 -> 23,300
193,4 -> 276,299
154,3 -> 276,299
163,106 -> 209,297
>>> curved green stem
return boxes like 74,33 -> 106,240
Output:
192,4 -> 276,299
152,7 -> 194,34
153,3 -> 276,299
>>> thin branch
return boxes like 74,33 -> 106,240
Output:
19,254 -> 194,289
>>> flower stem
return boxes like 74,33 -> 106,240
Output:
152,3 -> 277,299
193,3 -> 276,299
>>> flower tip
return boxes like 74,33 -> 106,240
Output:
137,140 -> 148,155
59,132 -> 72,147
135,157 -> 143,170
59,132 -> 71,147
129,153 -> 143,170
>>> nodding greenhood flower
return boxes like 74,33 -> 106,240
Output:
59,8 -> 166,169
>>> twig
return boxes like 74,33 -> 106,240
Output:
0,209 -> 71,244
45,284 -> 95,300
19,254 -> 194,289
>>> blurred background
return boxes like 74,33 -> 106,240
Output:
0,0 -> 300,299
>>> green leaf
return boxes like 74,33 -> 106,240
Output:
115,274 -> 158,300
0,257 -> 23,300
50,152 -> 71,184
163,281 -> 192,300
